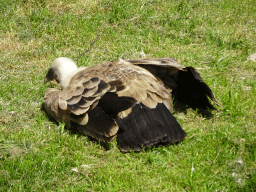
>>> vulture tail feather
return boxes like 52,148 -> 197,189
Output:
116,103 -> 186,152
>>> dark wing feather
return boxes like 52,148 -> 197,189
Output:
116,103 -> 186,152
128,57 -> 217,110
174,67 -> 216,110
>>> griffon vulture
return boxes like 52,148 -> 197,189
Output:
43,57 -> 216,152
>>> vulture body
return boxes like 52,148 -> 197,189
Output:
44,57 -> 216,152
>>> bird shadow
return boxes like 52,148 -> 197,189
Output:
173,103 -> 215,119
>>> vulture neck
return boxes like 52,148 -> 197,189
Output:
60,66 -> 87,88
51,57 -> 80,88
58,65 -> 77,88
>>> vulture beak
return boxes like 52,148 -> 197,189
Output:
44,68 -> 54,84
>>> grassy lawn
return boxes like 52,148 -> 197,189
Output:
1,0 -> 256,191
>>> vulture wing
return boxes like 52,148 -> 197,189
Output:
127,57 -> 217,110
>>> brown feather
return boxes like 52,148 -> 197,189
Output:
147,91 -> 163,104
58,98 -> 68,110
66,95 -> 82,105
82,87 -> 98,97
118,108 -> 133,119
73,84 -> 84,96
70,113 -> 88,125
93,81 -> 111,97
131,88 -> 147,101
58,86 -> 74,101
75,98 -> 94,108
163,98 -> 173,112
82,77 -> 101,89
142,93 -> 158,108
68,104 -> 90,115
108,86 -> 117,92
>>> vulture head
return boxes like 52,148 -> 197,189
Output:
45,57 -> 79,88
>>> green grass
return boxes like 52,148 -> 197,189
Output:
1,0 -> 256,191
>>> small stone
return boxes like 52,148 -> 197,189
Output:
9,111 -> 17,116
72,167 -> 79,172
247,53 -> 256,62
234,159 -> 243,164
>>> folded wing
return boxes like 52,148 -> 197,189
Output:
128,57 -> 217,110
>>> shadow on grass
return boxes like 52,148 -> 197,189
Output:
174,103 -> 215,119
